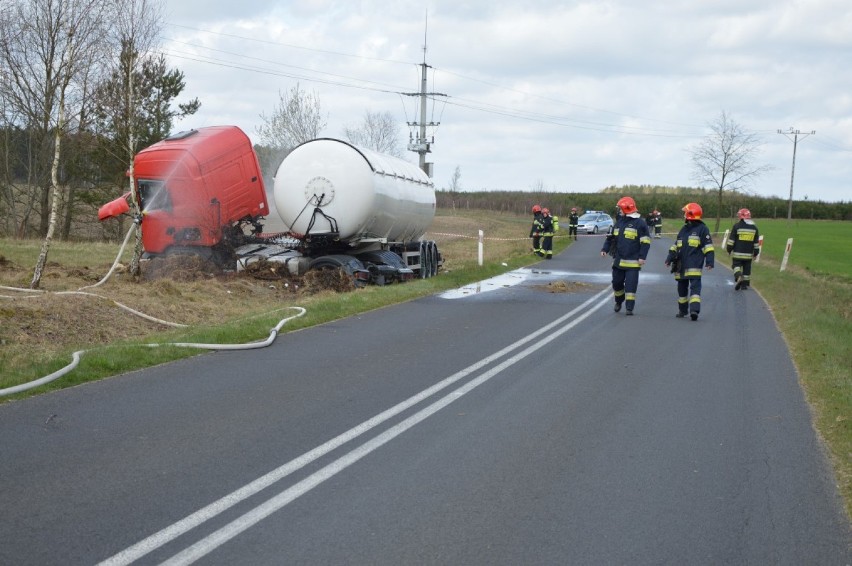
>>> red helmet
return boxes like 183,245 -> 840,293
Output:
571,207 -> 578,212
542,207 -> 550,215
683,202 -> 703,220
737,208 -> 751,219
532,204 -> 542,214
617,196 -> 637,215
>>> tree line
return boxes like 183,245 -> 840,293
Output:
437,186 -> 852,224
0,0 -> 201,285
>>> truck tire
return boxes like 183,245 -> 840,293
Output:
419,241 -> 429,279
356,250 -> 414,284
308,254 -> 365,276
424,243 -> 432,279
429,241 -> 439,277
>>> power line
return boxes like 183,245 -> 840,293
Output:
161,25 -> 707,138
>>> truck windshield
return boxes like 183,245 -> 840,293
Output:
138,179 -> 172,213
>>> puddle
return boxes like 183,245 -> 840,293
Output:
439,269 -> 531,299
439,268 -> 667,299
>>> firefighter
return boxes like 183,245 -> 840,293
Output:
645,210 -> 656,234
568,207 -> 579,240
530,204 -> 544,257
541,207 -> 556,259
600,196 -> 651,315
726,208 -> 760,290
652,209 -> 663,238
665,202 -> 715,321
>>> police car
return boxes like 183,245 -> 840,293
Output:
576,211 -> 614,234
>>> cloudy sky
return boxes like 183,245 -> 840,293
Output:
159,0 -> 851,203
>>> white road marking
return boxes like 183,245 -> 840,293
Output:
99,288 -> 610,566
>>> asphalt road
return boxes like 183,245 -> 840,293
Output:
1,233 -> 850,565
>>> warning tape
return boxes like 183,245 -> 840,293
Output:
426,231 -> 613,242
426,230 -> 723,242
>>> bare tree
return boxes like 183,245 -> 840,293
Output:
448,165 -> 462,191
343,110 -> 403,157
256,83 -> 326,150
690,110 -> 772,232
530,179 -> 546,192
0,0 -> 109,288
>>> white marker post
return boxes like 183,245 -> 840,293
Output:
754,235 -> 764,263
721,229 -> 730,249
478,230 -> 484,267
780,238 -> 793,271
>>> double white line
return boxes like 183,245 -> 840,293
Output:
100,287 -> 611,565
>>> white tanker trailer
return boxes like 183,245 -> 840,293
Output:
243,137 -> 441,284
274,138 -> 436,246
98,126 -> 441,285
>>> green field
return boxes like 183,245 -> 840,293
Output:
746,219 -> 852,281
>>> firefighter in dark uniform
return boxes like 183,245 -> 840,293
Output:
568,207 -> 579,240
600,196 -> 651,315
665,202 -> 715,321
726,208 -> 760,290
645,210 -> 657,235
530,204 -> 544,257
652,209 -> 662,238
541,207 -> 557,259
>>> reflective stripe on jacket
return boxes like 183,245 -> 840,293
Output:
726,219 -> 760,260
667,220 -> 715,279
602,214 -> 651,269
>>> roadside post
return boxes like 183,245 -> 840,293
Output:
478,230 -> 484,267
780,238 -> 793,271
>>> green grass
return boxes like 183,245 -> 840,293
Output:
749,219 -> 852,282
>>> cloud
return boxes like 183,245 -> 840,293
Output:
160,0 -> 852,202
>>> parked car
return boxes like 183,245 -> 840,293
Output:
576,211 -> 614,234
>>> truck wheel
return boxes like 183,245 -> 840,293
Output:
419,241 -> 428,279
308,254 -> 365,276
424,243 -> 433,278
429,241 -> 439,276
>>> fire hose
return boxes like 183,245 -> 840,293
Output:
1,223 -> 307,397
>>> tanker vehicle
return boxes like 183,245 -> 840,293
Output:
98,126 -> 441,284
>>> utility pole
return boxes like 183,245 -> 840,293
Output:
403,20 -> 446,178
777,128 -> 815,220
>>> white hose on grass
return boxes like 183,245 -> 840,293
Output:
0,307 -> 306,397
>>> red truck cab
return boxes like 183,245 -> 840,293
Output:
130,126 -> 268,254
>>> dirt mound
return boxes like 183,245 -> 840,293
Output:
302,267 -> 356,293
535,280 -> 602,293
142,255 -> 223,281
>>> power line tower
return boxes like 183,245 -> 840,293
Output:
403,24 -> 446,178
777,127 -> 815,220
